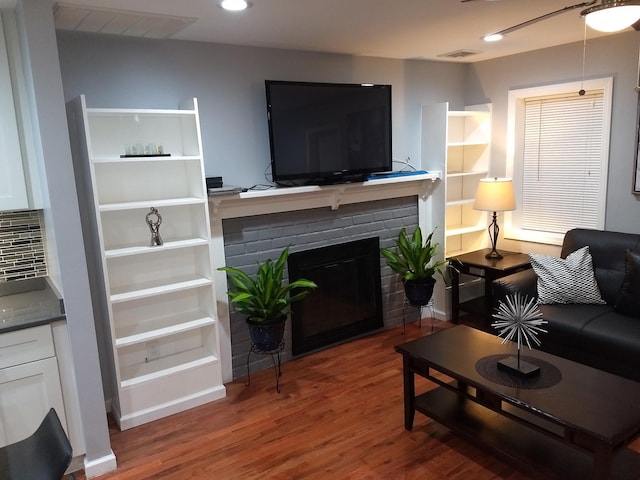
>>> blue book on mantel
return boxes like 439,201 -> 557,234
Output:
366,170 -> 428,180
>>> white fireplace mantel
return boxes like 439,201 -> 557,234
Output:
209,172 -> 441,219
208,172 -> 441,382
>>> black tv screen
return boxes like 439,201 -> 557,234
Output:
265,80 -> 392,185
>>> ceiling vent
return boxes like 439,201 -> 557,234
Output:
437,49 -> 482,59
53,2 -> 196,39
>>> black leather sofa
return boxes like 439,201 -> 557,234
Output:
492,228 -> 640,383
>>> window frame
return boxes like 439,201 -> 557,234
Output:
504,77 -> 613,246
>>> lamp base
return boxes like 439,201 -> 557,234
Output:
485,211 -> 503,260
485,249 -> 503,260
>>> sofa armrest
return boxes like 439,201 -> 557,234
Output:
492,269 -> 538,310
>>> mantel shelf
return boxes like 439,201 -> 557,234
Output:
209,172 -> 441,219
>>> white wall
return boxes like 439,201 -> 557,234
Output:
466,30 -> 640,254
16,0 -> 115,476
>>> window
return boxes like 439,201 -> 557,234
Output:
505,77 -> 613,245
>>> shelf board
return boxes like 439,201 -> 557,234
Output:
99,197 -> 205,212
120,347 -> 218,387
448,110 -> 490,119
446,170 -> 489,178
105,238 -> 209,258
413,387 -> 640,480
447,141 -> 489,148
446,224 -> 486,236
87,107 -> 197,117
445,198 -> 476,207
92,155 -> 201,164
115,315 -> 216,348
110,277 -> 212,303
446,276 -> 484,289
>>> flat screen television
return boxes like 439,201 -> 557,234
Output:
265,80 -> 392,186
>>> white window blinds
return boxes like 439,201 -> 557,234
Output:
520,90 -> 605,234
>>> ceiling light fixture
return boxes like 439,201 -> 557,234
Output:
581,0 -> 640,32
219,0 -> 251,11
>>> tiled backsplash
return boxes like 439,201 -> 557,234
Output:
0,210 -> 47,282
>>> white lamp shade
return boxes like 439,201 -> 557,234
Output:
583,2 -> 640,32
473,178 -> 516,212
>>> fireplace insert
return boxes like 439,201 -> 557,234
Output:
287,237 -> 384,356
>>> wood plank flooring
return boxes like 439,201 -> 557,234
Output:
76,320 -> 640,480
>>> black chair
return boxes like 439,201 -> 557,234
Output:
0,408 -> 74,480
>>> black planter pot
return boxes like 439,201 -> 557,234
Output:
247,316 -> 286,351
403,277 -> 436,306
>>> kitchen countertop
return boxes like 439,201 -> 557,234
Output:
0,277 -> 66,333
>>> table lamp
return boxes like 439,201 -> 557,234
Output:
473,177 -> 516,259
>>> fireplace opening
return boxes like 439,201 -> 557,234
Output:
287,237 -> 384,356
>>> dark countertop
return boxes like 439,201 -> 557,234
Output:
0,277 -> 66,333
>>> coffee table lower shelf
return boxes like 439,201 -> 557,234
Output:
417,387 -> 640,480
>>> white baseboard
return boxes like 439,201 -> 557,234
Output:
84,451 -> 117,478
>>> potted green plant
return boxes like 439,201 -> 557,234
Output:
380,226 -> 447,306
218,247 -> 318,351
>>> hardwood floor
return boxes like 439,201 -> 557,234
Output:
76,320 -> 640,480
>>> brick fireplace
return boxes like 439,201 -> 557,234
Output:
209,174 -> 440,381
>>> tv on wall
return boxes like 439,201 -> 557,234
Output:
265,80 -> 392,186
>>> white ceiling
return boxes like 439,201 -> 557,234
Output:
42,0 -> 633,62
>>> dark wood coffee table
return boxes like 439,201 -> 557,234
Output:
395,325 -> 640,480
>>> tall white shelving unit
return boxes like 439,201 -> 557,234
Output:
422,102 -> 492,317
67,96 -> 225,430
443,105 -> 492,257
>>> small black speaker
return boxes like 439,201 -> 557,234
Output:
206,177 -> 223,189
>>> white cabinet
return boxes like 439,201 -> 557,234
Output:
67,96 -> 226,430
0,325 -> 66,446
422,102 -> 491,257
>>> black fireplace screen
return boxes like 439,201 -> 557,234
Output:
287,237 -> 383,356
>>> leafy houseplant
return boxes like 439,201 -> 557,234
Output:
218,247 -> 318,350
380,226 -> 447,306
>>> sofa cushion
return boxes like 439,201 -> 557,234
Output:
614,249 -> 640,318
538,303 -> 610,345
529,246 -> 605,305
579,311 -> 640,369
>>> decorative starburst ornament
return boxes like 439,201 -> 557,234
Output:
491,293 -> 548,376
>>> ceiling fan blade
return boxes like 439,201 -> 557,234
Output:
483,1 -> 596,37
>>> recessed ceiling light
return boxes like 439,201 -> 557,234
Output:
219,0 -> 251,11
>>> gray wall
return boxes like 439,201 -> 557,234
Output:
55,30 -> 467,398
56,31 -> 467,188
466,31 -> 640,240
56,29 -> 640,243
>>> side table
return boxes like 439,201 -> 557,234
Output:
448,248 -> 531,328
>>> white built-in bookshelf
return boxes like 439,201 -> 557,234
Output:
422,103 -> 491,258
67,96 -> 225,430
